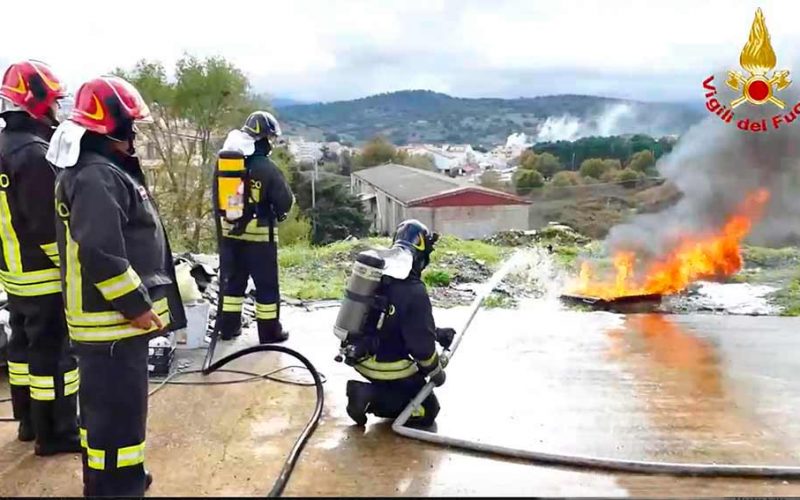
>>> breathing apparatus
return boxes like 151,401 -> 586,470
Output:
333,220 -> 440,366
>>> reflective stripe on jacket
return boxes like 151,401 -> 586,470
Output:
0,114 -> 61,297
55,142 -> 186,342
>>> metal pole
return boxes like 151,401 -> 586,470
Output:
311,160 -> 317,238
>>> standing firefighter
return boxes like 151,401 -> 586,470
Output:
48,76 -> 186,496
214,111 -> 293,344
336,220 -> 455,428
0,60 -> 81,454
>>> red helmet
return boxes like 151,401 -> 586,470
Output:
70,76 -> 152,138
0,60 -> 66,119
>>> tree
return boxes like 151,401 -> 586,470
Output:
514,169 -> 544,195
479,170 -> 504,190
339,150 -> 353,176
395,151 -> 435,171
551,171 -> 582,187
116,55 -> 255,252
627,149 -> 656,173
579,158 -> 608,179
517,150 -> 538,170
291,173 -> 370,245
353,136 -> 396,169
536,152 -> 562,178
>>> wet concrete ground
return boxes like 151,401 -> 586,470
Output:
2,299 -> 800,496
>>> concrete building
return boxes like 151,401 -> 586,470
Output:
352,164 -> 530,239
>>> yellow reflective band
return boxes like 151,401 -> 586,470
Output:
80,428 -> 88,448
0,268 -> 60,284
69,306 -> 170,342
418,352 -> 438,368
64,368 -> 79,385
29,374 -> 55,388
222,296 -> 245,313
355,356 -> 418,381
95,266 -> 142,301
8,361 -> 28,374
222,219 -> 276,243
64,225 -> 82,313
87,448 -> 106,471
8,362 -> 29,386
64,380 -> 79,397
2,279 -> 61,297
40,242 -> 58,256
117,442 -> 146,468
30,387 -> 55,401
9,373 -> 29,386
67,298 -> 168,328
256,310 -> 278,320
0,191 -> 22,273
411,405 -> 426,418
256,302 -> 277,311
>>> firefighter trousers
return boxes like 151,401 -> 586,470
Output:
6,293 -> 79,445
352,373 -> 441,426
217,237 -> 282,343
74,335 -> 149,497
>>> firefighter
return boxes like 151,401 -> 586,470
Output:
48,76 -> 186,496
0,60 -> 81,455
215,111 -> 294,344
345,220 -> 454,428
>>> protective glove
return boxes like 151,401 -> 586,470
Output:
428,363 -> 446,387
435,327 -> 456,349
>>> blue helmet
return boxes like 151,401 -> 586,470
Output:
392,219 -> 439,273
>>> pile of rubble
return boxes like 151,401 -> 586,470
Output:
485,223 -> 592,248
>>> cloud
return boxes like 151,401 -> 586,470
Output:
2,0 -> 799,102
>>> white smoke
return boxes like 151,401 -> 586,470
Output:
606,68 -> 800,257
535,103 -> 635,142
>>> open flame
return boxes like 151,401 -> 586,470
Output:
740,8 -> 776,76
572,189 -> 770,300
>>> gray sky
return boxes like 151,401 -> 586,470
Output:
3,0 -> 799,103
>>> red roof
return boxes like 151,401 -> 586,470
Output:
408,186 -> 530,207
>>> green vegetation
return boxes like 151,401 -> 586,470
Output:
742,245 -> 800,268
279,90 -> 701,145
770,276 -> 800,317
535,134 -> 676,170
351,136 -> 436,171
278,235 -> 508,301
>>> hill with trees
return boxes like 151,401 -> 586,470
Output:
278,90 -> 703,146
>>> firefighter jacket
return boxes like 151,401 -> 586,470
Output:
355,274 -> 441,381
0,113 -> 61,297
222,141 -> 294,243
54,135 -> 187,343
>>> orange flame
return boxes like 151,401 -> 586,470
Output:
573,189 -> 770,300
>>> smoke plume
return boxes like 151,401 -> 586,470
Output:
606,69 -> 800,258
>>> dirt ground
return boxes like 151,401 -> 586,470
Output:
2,302 -> 800,497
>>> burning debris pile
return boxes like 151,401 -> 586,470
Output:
565,42 -> 800,309
571,189 -> 771,301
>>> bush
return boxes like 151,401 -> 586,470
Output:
423,269 -> 452,287
277,204 -> 311,246
628,149 -> 656,173
551,171 -> 582,187
579,158 -> 608,179
514,168 -> 544,195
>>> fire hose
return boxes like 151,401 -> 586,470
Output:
392,252 -> 800,479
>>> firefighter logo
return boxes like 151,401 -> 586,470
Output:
725,8 -> 790,109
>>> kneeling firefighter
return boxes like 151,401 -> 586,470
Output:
48,76 -> 186,496
213,111 -> 294,344
334,220 -> 456,427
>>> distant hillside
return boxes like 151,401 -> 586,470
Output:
278,90 -> 704,146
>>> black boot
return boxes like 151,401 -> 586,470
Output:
17,418 -> 34,442
220,326 -> 242,341
257,320 -> 288,344
35,433 -> 82,456
346,380 -> 373,426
